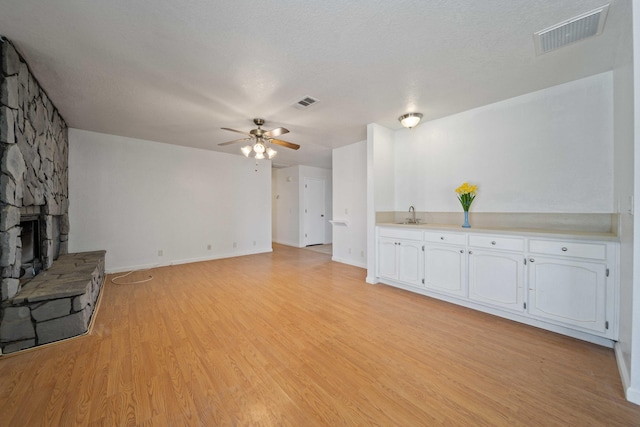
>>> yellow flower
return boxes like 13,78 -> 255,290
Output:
455,182 -> 476,195
455,182 -> 477,211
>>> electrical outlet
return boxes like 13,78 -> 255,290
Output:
233,242 -> 237,248
253,241 -> 256,246
345,208 -> 348,215
361,250 -> 364,257
348,248 -> 351,254
157,250 -> 163,256
207,244 -> 212,250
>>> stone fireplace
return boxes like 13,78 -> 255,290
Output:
0,37 -> 105,354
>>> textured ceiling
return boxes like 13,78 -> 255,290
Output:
0,0 -> 628,169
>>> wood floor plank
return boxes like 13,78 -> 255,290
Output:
0,243 -> 639,425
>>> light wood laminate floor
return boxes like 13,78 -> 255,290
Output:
1,244 -> 638,426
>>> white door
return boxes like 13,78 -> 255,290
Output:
304,178 -> 325,246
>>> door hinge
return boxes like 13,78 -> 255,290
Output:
421,278 -> 425,284
605,321 -> 609,330
523,302 -> 527,309
524,258 -> 527,265
606,268 -> 610,277
422,245 -> 425,251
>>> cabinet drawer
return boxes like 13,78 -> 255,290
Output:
468,235 -> 524,252
378,227 -> 423,241
424,231 -> 466,245
528,239 -> 607,260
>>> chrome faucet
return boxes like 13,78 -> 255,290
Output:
407,205 -> 418,224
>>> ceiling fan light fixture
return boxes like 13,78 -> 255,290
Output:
399,112 -> 423,128
241,145 -> 252,157
219,118 -> 300,160
253,142 -> 266,154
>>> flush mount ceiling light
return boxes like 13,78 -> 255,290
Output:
399,113 -> 423,129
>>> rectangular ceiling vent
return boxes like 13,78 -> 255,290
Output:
293,95 -> 319,110
534,4 -> 609,55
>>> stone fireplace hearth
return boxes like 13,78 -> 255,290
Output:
0,37 -> 104,354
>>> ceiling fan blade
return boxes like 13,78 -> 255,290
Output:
264,127 -> 289,138
221,127 -> 252,137
270,139 -> 300,150
218,137 -> 251,146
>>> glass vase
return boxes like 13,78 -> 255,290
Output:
462,210 -> 471,228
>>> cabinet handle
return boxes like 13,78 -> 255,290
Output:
459,249 -> 464,254
561,247 -> 568,252
469,250 -> 473,254
491,241 -> 496,245
529,258 -> 535,262
440,236 -> 444,240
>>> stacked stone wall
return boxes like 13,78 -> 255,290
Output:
0,37 -> 69,301
0,251 -> 105,353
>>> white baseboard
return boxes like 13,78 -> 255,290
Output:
273,239 -> 302,248
627,385 -> 640,405
106,247 -> 273,274
614,342 -> 634,402
331,256 -> 366,269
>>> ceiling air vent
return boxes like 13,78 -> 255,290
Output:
534,4 -> 609,55
293,95 -> 319,110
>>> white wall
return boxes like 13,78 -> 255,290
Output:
371,124 -> 396,212
332,140 -> 367,268
612,0 -> 637,404
68,129 -> 272,272
629,0 -> 640,405
394,72 -> 614,213
367,123 -> 395,282
272,165 -> 332,247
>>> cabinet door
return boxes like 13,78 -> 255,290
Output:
377,238 -> 398,280
528,256 -> 607,334
397,241 -> 423,287
424,244 -> 466,297
468,250 -> 524,312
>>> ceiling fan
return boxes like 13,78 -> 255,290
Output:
218,118 -> 300,160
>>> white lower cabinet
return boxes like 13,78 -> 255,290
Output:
526,238 -> 615,339
424,244 -> 467,296
377,238 -> 400,280
377,230 -> 424,288
423,231 -> 467,297
397,241 -> 424,286
376,226 -> 619,344
527,254 -> 611,336
468,249 -> 525,312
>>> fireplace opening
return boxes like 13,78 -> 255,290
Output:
20,215 -> 42,280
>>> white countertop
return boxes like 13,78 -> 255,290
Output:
376,222 -> 619,242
